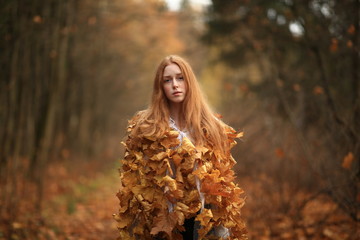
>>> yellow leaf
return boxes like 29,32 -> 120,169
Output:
195,209 -> 214,238
178,137 -> 196,154
150,151 -> 168,161
196,208 -> 213,226
161,175 -> 177,191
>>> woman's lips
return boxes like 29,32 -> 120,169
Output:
173,91 -> 182,96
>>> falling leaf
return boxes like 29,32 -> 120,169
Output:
88,16 -> 97,25
293,83 -> 301,91
330,38 -> 338,52
12,222 -> 22,229
341,152 -> 354,170
347,24 -> 355,34
33,15 -> 42,23
275,148 -> 285,158
347,40 -> 353,48
313,86 -> 324,95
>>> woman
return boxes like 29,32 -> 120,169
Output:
115,55 -> 247,240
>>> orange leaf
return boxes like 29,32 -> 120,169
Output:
275,148 -> 285,158
330,38 -> 338,52
313,85 -> 324,95
195,208 -> 213,226
347,24 -> 355,34
33,15 -> 42,23
171,154 -> 182,167
195,209 -> 214,238
342,152 -> 354,170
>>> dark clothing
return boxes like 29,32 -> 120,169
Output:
182,217 -> 197,240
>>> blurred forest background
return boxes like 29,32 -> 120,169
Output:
0,0 -> 359,239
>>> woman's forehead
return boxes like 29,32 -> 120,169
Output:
163,63 -> 182,77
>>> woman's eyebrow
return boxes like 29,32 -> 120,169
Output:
163,73 -> 182,78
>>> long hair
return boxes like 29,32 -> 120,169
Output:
131,55 -> 230,156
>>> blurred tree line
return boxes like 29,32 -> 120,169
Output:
202,0 -> 359,231
0,0 -> 205,226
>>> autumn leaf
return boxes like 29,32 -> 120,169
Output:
118,230 -> 134,240
330,38 -> 338,52
160,131 -> 180,148
347,24 -> 355,34
150,211 -> 178,237
150,151 -> 168,161
160,175 -> 178,191
313,85 -> 324,95
178,137 -> 196,155
171,153 -> 183,166
202,180 -> 231,197
33,15 -> 42,23
115,213 -> 134,229
275,148 -> 285,158
342,152 -> 354,170
196,209 -> 214,238
196,208 -> 213,226
227,131 -> 244,139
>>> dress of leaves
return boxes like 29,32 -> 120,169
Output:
114,115 -> 247,240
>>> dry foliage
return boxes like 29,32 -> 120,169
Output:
114,117 -> 247,239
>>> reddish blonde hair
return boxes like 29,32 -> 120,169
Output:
131,55 -> 229,156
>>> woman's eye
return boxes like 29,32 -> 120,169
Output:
177,76 -> 184,81
164,79 -> 171,83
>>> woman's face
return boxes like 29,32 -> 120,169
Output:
162,63 -> 186,104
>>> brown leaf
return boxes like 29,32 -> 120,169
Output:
342,152 -> 354,170
150,211 -> 178,237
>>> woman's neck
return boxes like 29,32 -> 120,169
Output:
169,103 -> 184,129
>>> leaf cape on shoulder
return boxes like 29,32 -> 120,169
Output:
115,112 -> 247,240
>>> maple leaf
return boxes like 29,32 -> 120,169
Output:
171,153 -> 183,167
160,132 -> 180,148
196,209 -> 214,238
150,211 -> 178,237
178,137 -> 196,155
342,152 -> 354,169
138,186 -> 157,202
196,208 -> 213,226
120,171 -> 139,188
183,189 -> 200,202
202,180 -> 231,197
116,212 -> 134,229
150,151 -> 168,161
160,175 -> 178,191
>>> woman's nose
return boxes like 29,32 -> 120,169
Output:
172,78 -> 179,88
